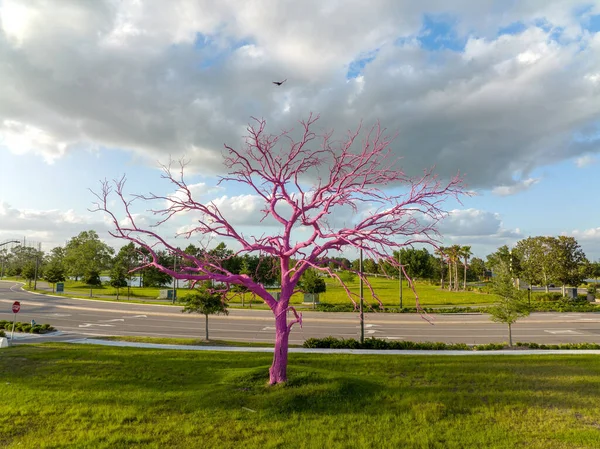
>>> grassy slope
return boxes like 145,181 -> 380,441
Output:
1,344 -> 600,448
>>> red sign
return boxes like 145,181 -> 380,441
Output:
12,301 -> 20,314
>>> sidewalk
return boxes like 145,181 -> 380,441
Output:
61,337 -> 600,356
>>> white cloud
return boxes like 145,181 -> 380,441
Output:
492,178 -> 540,196
0,0 -> 599,194
438,208 -> 520,239
0,202 -> 112,249
0,120 -> 69,163
575,154 -> 597,168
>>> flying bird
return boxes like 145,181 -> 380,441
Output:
272,79 -> 287,86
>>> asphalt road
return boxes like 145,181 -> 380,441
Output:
2,281 -> 600,345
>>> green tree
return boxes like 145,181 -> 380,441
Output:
114,242 -> 139,297
109,263 -> 128,300
84,269 -> 102,296
461,245 -> 472,290
64,231 -> 114,281
22,263 -> 36,287
44,263 -> 66,292
138,249 -> 173,287
180,282 -> 229,340
513,237 -> 553,292
469,257 -> 486,282
488,271 -> 530,347
300,269 -> 326,294
363,258 -> 378,275
590,261 -> 600,285
233,257 -> 252,306
550,236 -> 588,296
394,248 -> 434,282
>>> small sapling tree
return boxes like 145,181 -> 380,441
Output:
109,263 -> 129,300
300,268 -> 326,308
180,282 -> 229,340
44,264 -> 66,293
489,271 -> 530,347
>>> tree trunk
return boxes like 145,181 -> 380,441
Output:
440,261 -> 444,289
448,264 -> 452,290
454,262 -> 459,291
561,285 -> 565,297
116,289 -> 120,301
205,314 -> 209,340
463,260 -> 467,290
52,283 -> 55,293
508,323 -> 512,348
270,308 -> 290,385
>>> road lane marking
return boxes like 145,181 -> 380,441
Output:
79,323 -> 115,328
544,330 -> 583,335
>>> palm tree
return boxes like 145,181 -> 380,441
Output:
461,245 -> 472,290
446,245 -> 461,291
452,245 -> 461,291
435,246 -> 446,289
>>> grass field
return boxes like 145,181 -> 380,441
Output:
21,276 -> 498,307
1,344 -> 600,448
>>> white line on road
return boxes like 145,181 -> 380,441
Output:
544,330 -> 583,335
78,323 -> 115,328
99,319 -> 125,323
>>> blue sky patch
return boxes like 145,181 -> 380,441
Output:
346,50 -> 379,78
498,21 -> 527,36
194,34 -> 254,70
583,14 -> 600,32
417,14 -> 466,52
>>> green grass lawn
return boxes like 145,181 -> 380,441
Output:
27,277 -> 497,307
1,344 -> 600,448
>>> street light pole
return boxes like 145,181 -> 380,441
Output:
399,251 -> 403,311
359,248 -> 364,344
172,253 -> 177,304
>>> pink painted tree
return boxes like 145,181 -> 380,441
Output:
92,114 -> 465,385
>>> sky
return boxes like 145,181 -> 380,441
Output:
1,0 -> 600,261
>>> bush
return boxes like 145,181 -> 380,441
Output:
315,303 -> 485,314
0,321 -> 55,334
529,299 -> 598,312
0,329 -> 5,338
302,337 -> 600,351
533,293 -> 563,302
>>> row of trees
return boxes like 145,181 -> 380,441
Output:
486,236 -> 600,295
3,231 -> 597,298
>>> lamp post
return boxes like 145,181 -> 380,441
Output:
172,253 -> 177,304
359,248 -> 364,344
399,251 -> 403,311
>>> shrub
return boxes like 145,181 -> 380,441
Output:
529,300 -> 598,312
533,293 -> 563,302
315,303 -> 486,314
302,337 -> 600,351
0,329 -> 5,338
